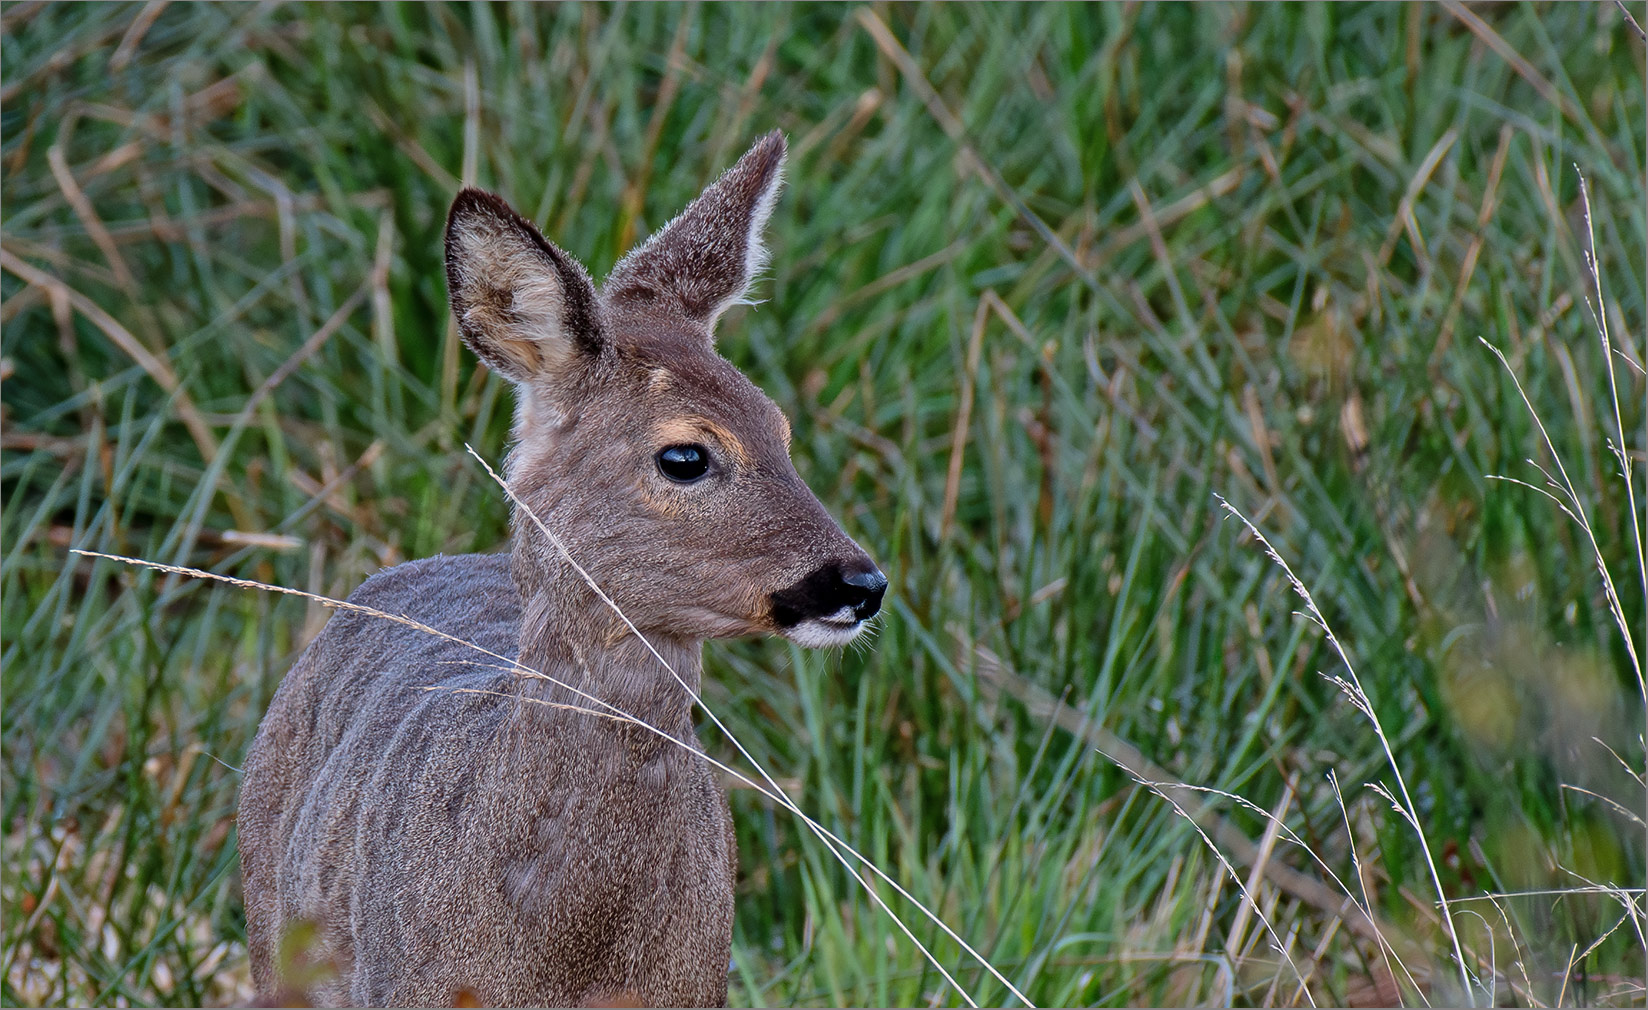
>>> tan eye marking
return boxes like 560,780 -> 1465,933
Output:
652,416 -> 753,469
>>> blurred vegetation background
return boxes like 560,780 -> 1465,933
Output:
3,2 -> 1644,1006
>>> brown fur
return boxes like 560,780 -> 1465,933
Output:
239,133 -> 880,1007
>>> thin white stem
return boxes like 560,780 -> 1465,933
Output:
1216,496 -> 1476,1004
78,545 -> 987,1005
1125,774 -> 1421,993
1331,771 -> 1427,1006
1109,764 -> 1318,1007
1480,339 -> 1643,694
467,446 -> 1032,1008
1559,784 -> 1647,828
80,470 -> 1031,1010
1576,174 -> 1647,622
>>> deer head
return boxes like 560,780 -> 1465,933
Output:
444,132 -> 886,653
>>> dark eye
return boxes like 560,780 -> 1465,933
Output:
656,444 -> 710,483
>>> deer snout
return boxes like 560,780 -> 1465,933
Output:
770,558 -> 888,647
837,565 -> 889,621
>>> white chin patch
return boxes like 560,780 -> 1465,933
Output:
782,607 -> 867,648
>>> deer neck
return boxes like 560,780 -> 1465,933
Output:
512,564 -> 705,743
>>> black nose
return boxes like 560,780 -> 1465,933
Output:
840,566 -> 888,621
770,560 -> 890,628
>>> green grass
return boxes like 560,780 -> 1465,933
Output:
3,2 -> 1644,1006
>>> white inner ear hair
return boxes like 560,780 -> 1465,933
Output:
729,158 -> 784,315
457,218 -> 573,375
501,257 -> 568,347
702,160 -> 784,334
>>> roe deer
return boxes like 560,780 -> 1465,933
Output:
238,132 -> 887,1008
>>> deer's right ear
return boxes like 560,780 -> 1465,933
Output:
444,189 -> 604,384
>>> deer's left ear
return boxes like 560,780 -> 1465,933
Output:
602,131 -> 786,337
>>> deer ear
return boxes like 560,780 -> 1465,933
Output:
445,188 -> 604,384
603,131 -> 786,336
